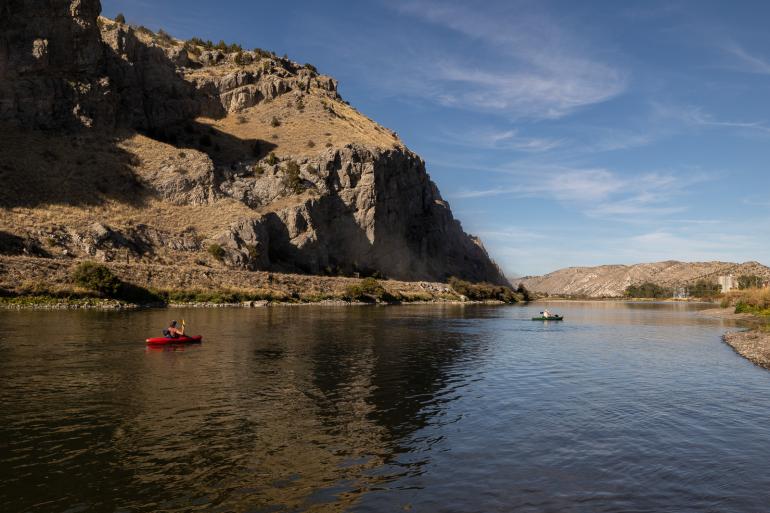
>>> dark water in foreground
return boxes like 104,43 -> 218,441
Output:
1,302 -> 770,512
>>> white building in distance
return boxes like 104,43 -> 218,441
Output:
717,275 -> 737,292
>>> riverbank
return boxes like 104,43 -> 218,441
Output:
0,255 -> 522,309
723,329 -> 770,370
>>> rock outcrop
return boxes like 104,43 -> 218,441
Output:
0,0 -> 111,128
0,1 -> 509,286
209,145 -> 504,282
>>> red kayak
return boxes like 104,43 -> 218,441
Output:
146,335 -> 203,345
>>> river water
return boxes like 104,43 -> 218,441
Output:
1,302 -> 769,512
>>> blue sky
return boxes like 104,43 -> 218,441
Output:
102,0 -> 770,276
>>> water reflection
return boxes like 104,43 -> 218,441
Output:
1,303 -> 770,512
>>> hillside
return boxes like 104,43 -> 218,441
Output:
518,261 -> 770,298
0,1 -> 509,291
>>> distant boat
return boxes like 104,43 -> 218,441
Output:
532,315 -> 564,321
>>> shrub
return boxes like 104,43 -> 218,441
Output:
207,244 -> 225,261
270,116 -> 281,128
237,115 -> 247,124
72,262 -> 122,296
157,29 -> 173,44
625,282 -> 673,299
345,278 -> 393,302
283,160 -> 304,193
254,164 -> 265,175
304,63 -> 318,74
115,13 -> 126,24
325,142 -> 332,148
449,277 -> 519,303
266,152 -> 278,166
306,140 -> 315,148
687,279 -> 721,298
725,288 -> 770,315
296,98 -> 305,111
738,275 -> 764,289
516,283 -> 532,302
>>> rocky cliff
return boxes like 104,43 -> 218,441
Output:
518,261 -> 770,298
0,1 -> 508,286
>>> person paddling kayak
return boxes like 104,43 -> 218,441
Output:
163,320 -> 185,339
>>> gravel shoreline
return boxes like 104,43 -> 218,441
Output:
0,298 -> 506,311
723,330 -> 770,370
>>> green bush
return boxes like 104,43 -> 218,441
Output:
625,282 -> 673,298
266,152 -> 278,166
72,262 -> 122,296
516,283 -> 532,302
270,116 -> 281,128
157,29 -> 173,44
687,279 -> 721,298
283,160 -> 304,193
344,277 -> 394,302
738,275 -> 764,290
449,277 -> 519,303
115,13 -> 126,24
208,244 -> 226,261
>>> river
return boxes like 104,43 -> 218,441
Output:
1,302 -> 769,512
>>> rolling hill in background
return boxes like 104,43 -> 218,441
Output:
517,261 -> 770,298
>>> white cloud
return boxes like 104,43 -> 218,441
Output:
437,127 -> 564,152
451,166 -> 712,220
382,0 -> 627,119
652,102 -> 770,133
720,41 -> 770,75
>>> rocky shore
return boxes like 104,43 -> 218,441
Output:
723,330 -> 770,370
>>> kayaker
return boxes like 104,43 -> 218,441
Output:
163,320 -> 185,339
542,310 -> 551,319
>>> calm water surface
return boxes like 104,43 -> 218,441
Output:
1,302 -> 770,512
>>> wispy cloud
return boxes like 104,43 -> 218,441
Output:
451,166 -> 712,221
437,127 -> 564,152
720,41 -> 770,75
380,0 -> 627,119
652,102 -> 770,133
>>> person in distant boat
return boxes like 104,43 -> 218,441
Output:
542,310 -> 551,318
163,320 -> 185,338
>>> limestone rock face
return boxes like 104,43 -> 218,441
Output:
0,0 -> 111,128
0,1 -> 509,286
208,145 -> 508,283
188,66 -> 339,116
100,24 -> 201,129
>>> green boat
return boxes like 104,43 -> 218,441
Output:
532,315 -> 564,321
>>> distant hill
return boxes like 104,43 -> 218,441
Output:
517,261 -> 770,298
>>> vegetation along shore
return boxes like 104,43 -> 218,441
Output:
719,288 -> 770,369
0,256 -> 528,309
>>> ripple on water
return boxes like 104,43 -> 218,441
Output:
2,303 -> 770,512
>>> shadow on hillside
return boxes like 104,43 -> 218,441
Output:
262,194 -> 380,277
0,231 -> 49,256
145,121 -> 276,167
0,127 -> 147,209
